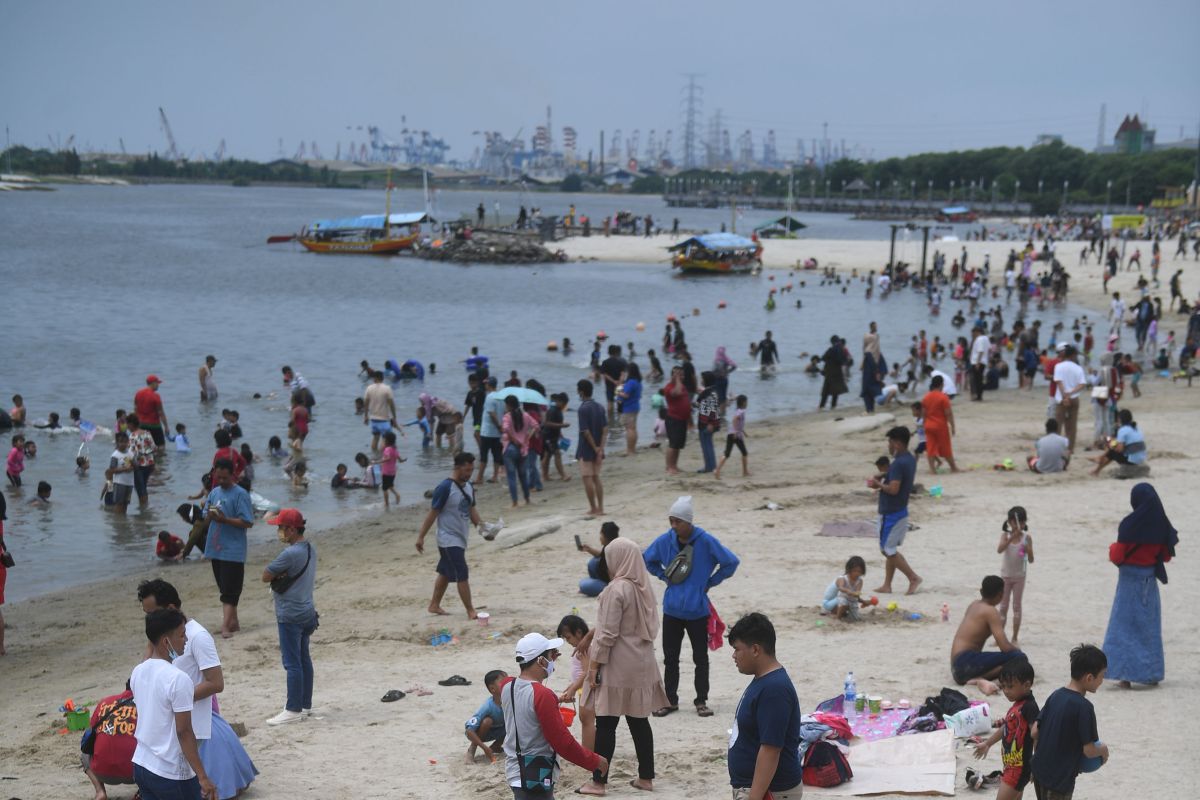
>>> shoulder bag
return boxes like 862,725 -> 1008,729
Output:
511,681 -> 556,793
270,543 -> 312,594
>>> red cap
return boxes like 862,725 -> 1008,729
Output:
146,374 -> 163,384
267,508 -> 306,527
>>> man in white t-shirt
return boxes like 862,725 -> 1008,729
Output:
1052,345 -> 1086,451
923,365 -> 958,397
969,327 -> 990,401
108,432 -> 136,515
362,371 -> 397,451
130,608 -> 216,800
1109,291 -> 1125,338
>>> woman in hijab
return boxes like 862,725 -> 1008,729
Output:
860,332 -> 887,414
711,346 -> 737,412
819,335 -> 848,409
577,538 -> 668,795
1102,483 -> 1178,687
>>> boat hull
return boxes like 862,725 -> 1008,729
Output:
298,233 -> 418,254
672,254 -> 760,274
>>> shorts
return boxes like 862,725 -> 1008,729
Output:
665,417 -> 688,450
211,559 -> 246,606
621,411 -> 639,428
436,421 -> 454,436
112,483 -> 133,505
144,424 -> 165,448
605,382 -> 618,402
6,471 -> 20,487
578,457 -> 601,478
381,473 -> 396,490
1002,762 -> 1031,791
951,648 -> 1026,685
80,754 -> 135,785
436,546 -> 469,582
370,419 -> 392,436
723,434 -> 747,457
878,511 -> 908,557
733,785 -> 802,800
915,441 -> 927,455
1033,781 -> 1074,800
479,436 -> 502,466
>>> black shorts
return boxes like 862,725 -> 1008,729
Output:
382,473 -> 396,490
146,425 -> 165,448
436,546 -> 469,582
604,381 -> 618,402
479,436 -> 502,466
211,559 -> 245,606
665,417 -> 688,450
435,422 -> 451,436
1105,448 -> 1130,464
723,434 -> 747,457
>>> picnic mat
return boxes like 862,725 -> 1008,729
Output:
847,708 -> 916,741
817,520 -> 877,538
805,728 -> 956,797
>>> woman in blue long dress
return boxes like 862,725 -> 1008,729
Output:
860,333 -> 886,413
1102,483 -> 1178,687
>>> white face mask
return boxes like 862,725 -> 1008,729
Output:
540,656 -> 556,678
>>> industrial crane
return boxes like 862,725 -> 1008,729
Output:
158,107 -> 180,161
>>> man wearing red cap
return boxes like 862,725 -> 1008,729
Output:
263,508 -> 318,726
134,375 -> 169,451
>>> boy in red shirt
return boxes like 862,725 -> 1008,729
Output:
973,658 -> 1038,799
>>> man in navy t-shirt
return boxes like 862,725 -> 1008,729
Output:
868,426 -> 922,595
727,613 -> 803,800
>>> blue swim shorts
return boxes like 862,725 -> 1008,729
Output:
878,511 -> 909,557
370,419 -> 392,436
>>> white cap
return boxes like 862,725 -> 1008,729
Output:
669,495 -> 694,524
515,632 -> 564,665
1055,341 -> 1069,352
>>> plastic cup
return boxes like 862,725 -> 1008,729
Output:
477,612 -> 491,626
869,696 -> 882,714
855,695 -> 867,713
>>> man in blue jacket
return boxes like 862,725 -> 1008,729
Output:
644,495 -> 740,718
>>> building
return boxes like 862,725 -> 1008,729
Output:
1113,115 -> 1155,154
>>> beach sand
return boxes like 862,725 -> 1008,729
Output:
3,235 -> 1195,800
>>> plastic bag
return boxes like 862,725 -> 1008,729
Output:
945,704 -> 991,738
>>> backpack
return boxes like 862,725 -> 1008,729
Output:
802,741 -> 853,788
917,687 -> 970,720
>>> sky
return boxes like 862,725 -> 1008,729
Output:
4,0 -> 1198,165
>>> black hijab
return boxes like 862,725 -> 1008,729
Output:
1117,483 -> 1178,583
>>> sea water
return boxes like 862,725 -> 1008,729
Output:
0,184 -> 1078,602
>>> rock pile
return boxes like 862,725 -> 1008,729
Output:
420,233 -> 565,264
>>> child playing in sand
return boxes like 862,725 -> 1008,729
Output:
973,658 -> 1038,800
375,430 -> 405,507
464,669 -> 508,764
156,530 -> 185,561
821,556 -> 870,620
556,615 -> 597,750
714,394 -> 750,479
997,507 -> 1034,645
1030,644 -> 1109,798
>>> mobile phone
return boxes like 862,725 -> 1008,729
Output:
594,666 -> 602,686
574,534 -> 583,551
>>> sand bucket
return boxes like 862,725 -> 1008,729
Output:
477,612 -> 491,627
559,703 -> 576,726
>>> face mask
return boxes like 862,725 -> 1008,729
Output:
167,644 -> 179,662
540,657 -> 556,678
277,529 -> 289,544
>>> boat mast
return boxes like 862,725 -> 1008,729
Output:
384,167 -> 393,237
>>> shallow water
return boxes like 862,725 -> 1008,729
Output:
0,184 -> 1077,602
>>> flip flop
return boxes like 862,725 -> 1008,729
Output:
696,705 -> 714,717
651,705 -> 679,717
380,689 -> 406,702
438,675 -> 472,687
405,685 -> 434,697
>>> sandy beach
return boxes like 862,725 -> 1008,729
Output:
3,234 -> 1195,800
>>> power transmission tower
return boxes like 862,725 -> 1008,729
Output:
680,74 -> 703,169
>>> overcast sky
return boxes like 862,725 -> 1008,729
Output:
5,0 -> 1198,164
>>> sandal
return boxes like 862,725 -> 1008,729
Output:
696,704 -> 714,717
438,674 -> 472,687
380,689 -> 406,702
651,705 -> 679,717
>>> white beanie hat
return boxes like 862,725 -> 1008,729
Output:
669,495 -> 694,523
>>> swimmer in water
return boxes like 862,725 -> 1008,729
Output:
9,395 -> 25,426
34,412 -> 61,430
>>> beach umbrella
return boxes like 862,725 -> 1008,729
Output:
494,387 -> 549,406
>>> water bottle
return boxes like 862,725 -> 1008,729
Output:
844,672 -> 857,705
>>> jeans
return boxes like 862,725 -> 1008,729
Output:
579,556 -> 607,597
525,450 -> 543,491
593,715 -> 655,784
133,464 -> 153,500
278,616 -> 317,712
133,764 -> 201,800
503,444 -> 530,503
661,613 -> 709,706
698,427 -> 716,472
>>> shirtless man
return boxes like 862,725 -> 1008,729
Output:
199,355 -> 218,402
950,575 -> 1026,695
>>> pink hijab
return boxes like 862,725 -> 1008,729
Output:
600,538 -> 659,642
714,346 -> 736,369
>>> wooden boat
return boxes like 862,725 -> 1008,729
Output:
669,233 -> 763,274
935,206 -> 978,223
297,214 -> 425,254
